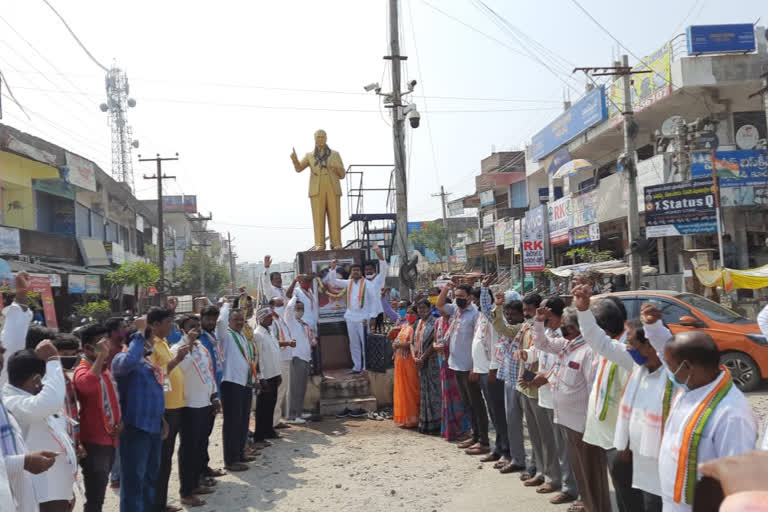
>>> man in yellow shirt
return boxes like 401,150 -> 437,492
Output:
149,307 -> 190,512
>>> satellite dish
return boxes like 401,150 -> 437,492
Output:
132,140 -> 140,149
99,103 -> 109,112
127,98 -> 136,108
661,116 -> 684,137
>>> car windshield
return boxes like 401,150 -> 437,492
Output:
677,293 -> 746,324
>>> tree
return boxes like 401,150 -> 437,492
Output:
106,261 -> 161,312
409,222 -> 450,264
174,249 -> 229,296
564,247 -> 614,264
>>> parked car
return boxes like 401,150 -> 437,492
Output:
593,290 -> 767,392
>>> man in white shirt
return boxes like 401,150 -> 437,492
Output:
284,297 -> 316,424
268,298 -> 295,430
171,316 -> 221,507
252,308 -> 283,445
261,256 -> 287,316
0,272 -> 33,388
327,259 -> 381,373
0,342 -> 57,512
287,274 -> 322,377
216,302 -> 256,473
659,330 -> 758,511
364,246 -> 388,332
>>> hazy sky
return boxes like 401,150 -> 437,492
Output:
1,0 -> 764,261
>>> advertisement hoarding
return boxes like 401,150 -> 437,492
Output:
687,24 -> 756,55
607,44 -> 671,122
64,152 -> 97,192
690,150 -> 768,187
162,195 -> 198,213
479,190 -> 495,208
523,206 -> 547,272
547,195 -> 572,245
644,178 -> 717,238
569,223 -> 600,245
28,275 -> 58,329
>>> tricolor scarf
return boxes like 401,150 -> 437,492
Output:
77,359 -> 122,436
594,330 -> 627,421
614,364 -> 673,459
346,279 -> 366,309
673,369 -> 733,505
229,328 -> 258,386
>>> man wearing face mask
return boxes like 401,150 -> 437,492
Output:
283,297 -> 316,424
659,331 -> 757,512
364,245 -> 388,331
252,308 -> 283,445
75,323 -> 123,512
286,274 -> 322,377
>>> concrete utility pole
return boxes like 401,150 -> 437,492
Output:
191,214 -> 213,297
140,153 -> 178,294
388,0 -> 409,299
227,231 -> 236,292
574,56 -> 650,290
431,185 -> 452,269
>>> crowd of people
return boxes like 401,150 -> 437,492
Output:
389,274 -> 768,512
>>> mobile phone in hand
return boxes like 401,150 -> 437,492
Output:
522,369 -> 536,382
692,476 -> 724,512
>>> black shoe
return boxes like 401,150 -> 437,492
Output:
349,408 -> 367,418
336,408 -> 352,418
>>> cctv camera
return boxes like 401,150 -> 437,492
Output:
408,80 -> 417,91
364,82 -> 380,92
407,109 -> 420,128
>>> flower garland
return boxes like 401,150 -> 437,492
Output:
314,276 -> 347,299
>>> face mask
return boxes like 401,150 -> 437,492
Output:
405,313 -> 418,324
295,311 -> 304,320
627,348 -> 648,366
398,308 -> 407,319
365,272 -> 375,279
455,298 -> 468,309
666,360 -> 690,391
300,281 -> 313,291
61,356 -> 80,370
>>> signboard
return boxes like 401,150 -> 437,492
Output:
494,219 -> 506,247
68,274 -> 86,294
690,150 -> 768,188
30,273 -> 61,288
687,24 -> 755,55
503,219 -> 516,249
482,227 -> 495,254
162,195 -> 198,213
77,238 -> 110,267
479,190 -> 495,208
547,195 -> 572,245
596,172 -> 629,223
736,124 -> 760,150
32,178 -> 75,200
644,178 -> 717,238
569,223 -> 600,245
407,222 -> 423,233
28,275 -> 58,329
570,190 -> 597,228
608,44 -> 671,121
311,258 -> 353,324
84,275 -> 100,294
523,206 -> 547,272
152,227 -> 159,245
0,259 -> 12,290
447,198 -> 465,217
0,227 -> 21,255
531,86 -> 607,160
136,214 -> 145,232
514,219 -> 521,255
454,243 -> 467,263
64,152 -> 97,192
104,242 -> 125,264
545,147 -> 571,176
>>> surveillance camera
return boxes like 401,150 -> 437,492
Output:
408,80 -> 417,91
407,109 -> 420,128
364,82 -> 380,92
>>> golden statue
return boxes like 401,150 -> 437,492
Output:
291,129 -> 346,250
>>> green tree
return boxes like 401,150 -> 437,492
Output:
74,300 -> 112,323
174,249 -> 229,296
564,247 -> 614,264
409,222 -> 450,263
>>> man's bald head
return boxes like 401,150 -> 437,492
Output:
666,331 -> 720,370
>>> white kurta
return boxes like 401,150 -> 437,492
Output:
0,302 -> 33,387
3,360 -> 77,503
261,267 -> 287,317
658,371 -> 758,512
171,337 -> 217,408
293,286 -> 319,331
365,259 -> 388,317
1,403 -> 35,512
253,325 -> 282,381
285,297 -> 313,363
325,271 -> 379,322
216,303 -> 253,387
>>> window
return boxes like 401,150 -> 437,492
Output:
677,294 -> 745,324
617,297 -> 640,320
638,296 -> 692,326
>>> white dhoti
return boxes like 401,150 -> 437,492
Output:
273,359 -> 292,426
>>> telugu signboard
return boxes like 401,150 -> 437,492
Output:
569,223 -> 600,245
162,195 -> 198,213
644,178 -> 717,238
28,275 -> 58,329
547,195 -> 571,245
531,86 -> 607,161
523,206 -> 547,272
570,190 -> 597,228
690,150 -> 768,187
503,219 -> 516,249
608,44 -> 671,122
494,219 -> 506,247
64,152 -> 97,192
0,227 -> 21,256
479,190 -> 495,208
687,24 -> 756,55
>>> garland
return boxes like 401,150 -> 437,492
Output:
315,276 -> 347,299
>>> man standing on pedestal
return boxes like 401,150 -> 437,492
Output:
290,129 -> 346,250
326,259 -> 380,373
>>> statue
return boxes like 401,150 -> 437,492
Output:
291,129 -> 346,251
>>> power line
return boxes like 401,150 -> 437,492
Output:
40,0 -> 108,71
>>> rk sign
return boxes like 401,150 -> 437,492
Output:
523,206 -> 547,272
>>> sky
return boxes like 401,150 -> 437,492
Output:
1,0 -> 765,262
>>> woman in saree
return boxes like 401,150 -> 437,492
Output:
433,304 -> 471,441
414,298 -> 441,434
391,304 -> 420,428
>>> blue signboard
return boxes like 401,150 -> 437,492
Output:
644,178 -> 717,238
690,150 -> 768,187
687,24 -> 755,55
531,86 -> 607,161
546,148 -> 571,176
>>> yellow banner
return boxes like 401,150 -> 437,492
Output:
695,263 -> 768,290
607,43 -> 672,120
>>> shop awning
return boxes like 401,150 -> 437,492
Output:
695,264 -> 768,291
40,262 -> 113,275
549,260 -> 658,278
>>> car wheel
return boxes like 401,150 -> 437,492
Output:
720,352 -> 760,392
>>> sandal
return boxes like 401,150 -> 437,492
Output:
536,482 -> 559,494
524,475 -> 545,487
191,487 -> 215,495
180,496 -> 205,507
550,493 -> 577,505
205,467 -> 227,478
567,502 -> 586,512
225,463 -> 249,472
519,471 -> 534,481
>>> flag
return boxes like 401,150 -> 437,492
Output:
712,156 -> 740,179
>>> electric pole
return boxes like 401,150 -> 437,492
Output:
431,186 -> 452,270
574,56 -> 649,290
388,0 -> 409,299
227,231 -> 236,293
190,212 -> 213,297
140,153 -> 178,295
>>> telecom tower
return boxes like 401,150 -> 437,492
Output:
99,65 -> 138,192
